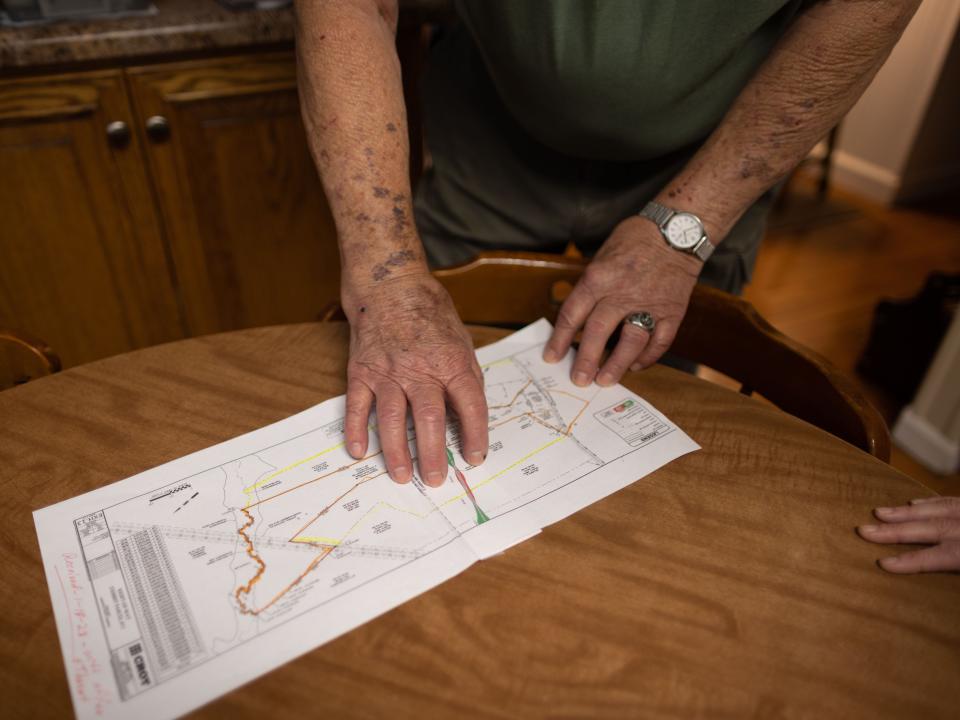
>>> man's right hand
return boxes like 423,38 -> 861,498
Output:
343,273 -> 489,487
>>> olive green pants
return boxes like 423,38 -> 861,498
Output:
414,24 -> 773,296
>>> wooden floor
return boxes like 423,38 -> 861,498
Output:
706,177 -> 960,495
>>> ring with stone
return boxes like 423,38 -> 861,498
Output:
625,311 -> 656,332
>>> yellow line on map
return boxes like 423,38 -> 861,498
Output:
242,442 -> 345,497
292,500 -> 441,544
481,357 -> 515,370
293,536 -> 341,545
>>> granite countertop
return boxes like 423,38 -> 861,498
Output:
0,0 -> 449,72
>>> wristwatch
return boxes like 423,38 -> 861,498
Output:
639,201 -> 715,262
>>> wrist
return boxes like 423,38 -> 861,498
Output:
341,240 -> 430,294
341,268 -> 439,322
610,216 -> 702,275
650,188 -> 733,244
632,202 -> 714,268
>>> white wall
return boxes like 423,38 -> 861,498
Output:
832,0 -> 960,203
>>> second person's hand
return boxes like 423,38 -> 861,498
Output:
343,272 -> 489,487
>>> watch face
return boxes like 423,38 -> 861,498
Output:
664,213 -> 704,249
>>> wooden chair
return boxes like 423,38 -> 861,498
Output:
322,251 -> 890,461
0,328 -> 61,390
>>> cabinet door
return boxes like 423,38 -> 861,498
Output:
0,70 -> 183,367
127,54 -> 340,336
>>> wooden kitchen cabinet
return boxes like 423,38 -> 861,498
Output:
1,53 -> 342,370
0,70 -> 184,368
127,54 -> 340,338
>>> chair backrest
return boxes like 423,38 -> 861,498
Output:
432,251 -> 890,461
0,328 -> 61,390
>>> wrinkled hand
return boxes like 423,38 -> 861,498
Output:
343,274 -> 488,487
858,497 -> 960,573
543,216 -> 701,386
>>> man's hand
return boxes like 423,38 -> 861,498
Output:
344,273 -> 488,487
858,497 -> 960,573
543,216 -> 700,386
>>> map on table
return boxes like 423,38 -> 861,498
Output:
34,319 -> 699,720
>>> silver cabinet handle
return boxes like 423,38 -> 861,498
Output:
145,115 -> 171,143
105,120 -> 131,149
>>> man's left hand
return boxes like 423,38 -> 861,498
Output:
543,215 -> 701,386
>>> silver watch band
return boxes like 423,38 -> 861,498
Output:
639,201 -> 716,263
642,200 -> 675,226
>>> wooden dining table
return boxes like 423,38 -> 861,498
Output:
1,322 -> 958,719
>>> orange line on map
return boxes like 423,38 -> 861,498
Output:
564,391 -> 597,434
287,469 -> 390,542
245,450 -> 384,509
488,380 -> 533,409
235,505 -> 337,616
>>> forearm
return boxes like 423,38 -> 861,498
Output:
658,0 -> 920,241
295,0 -> 426,317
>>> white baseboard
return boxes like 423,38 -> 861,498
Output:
893,407 -> 960,475
830,151 -> 900,204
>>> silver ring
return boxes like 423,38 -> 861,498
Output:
625,312 -> 656,332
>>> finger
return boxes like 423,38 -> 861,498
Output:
375,384 -> 412,483
572,303 -> 625,387
632,318 -> 678,370
909,496 -> 947,504
874,498 -> 960,523
878,542 -> 960,574
344,378 -> 374,458
448,372 -> 489,467
409,384 -> 448,488
596,322 -> 650,386
858,520 -> 955,545
543,283 -> 596,364
469,354 -> 485,389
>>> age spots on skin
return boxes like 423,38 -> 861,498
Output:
370,250 -> 418,282
385,249 -> 416,267
386,122 -> 397,133
391,205 -> 411,236
372,186 -> 390,198
739,154 -> 775,181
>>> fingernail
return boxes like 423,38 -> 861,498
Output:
467,451 -> 485,466
630,363 -> 642,372
392,466 -> 411,483
875,507 -> 893,516
573,371 -> 591,386
880,555 -> 901,568
859,524 -> 879,533
348,442 -> 363,458
596,373 -> 614,387
426,471 -> 444,487
543,349 -> 559,363
910,497 -> 937,504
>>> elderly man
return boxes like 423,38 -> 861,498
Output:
294,0 -> 919,491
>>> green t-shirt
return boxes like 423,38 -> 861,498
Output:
454,0 -> 808,161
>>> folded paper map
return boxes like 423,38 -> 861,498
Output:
34,319 -> 699,719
